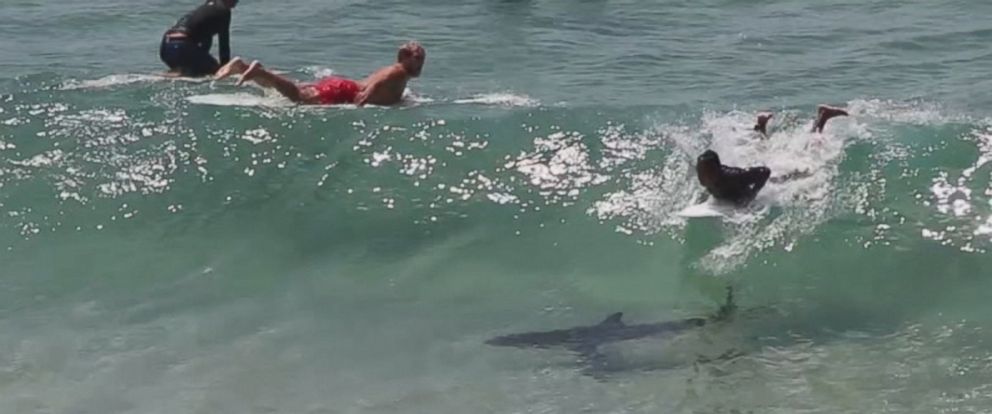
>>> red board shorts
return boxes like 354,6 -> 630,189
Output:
310,76 -> 360,105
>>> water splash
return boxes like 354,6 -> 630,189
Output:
453,93 -> 539,107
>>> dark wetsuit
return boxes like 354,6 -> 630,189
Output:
160,1 -> 232,77
704,165 -> 771,206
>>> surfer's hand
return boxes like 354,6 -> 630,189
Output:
355,90 -> 370,107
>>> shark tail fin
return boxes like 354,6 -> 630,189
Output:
714,286 -> 737,321
600,312 -> 624,326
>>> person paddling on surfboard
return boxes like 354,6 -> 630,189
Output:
696,151 -> 771,206
213,41 -> 426,107
160,0 -> 238,77
753,105 -> 849,136
698,104 -> 849,205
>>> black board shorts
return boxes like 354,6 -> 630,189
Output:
159,36 -> 220,77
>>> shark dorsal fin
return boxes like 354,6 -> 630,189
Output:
600,312 -> 624,326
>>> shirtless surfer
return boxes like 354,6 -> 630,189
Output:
213,41 -> 426,106
699,105 -> 849,205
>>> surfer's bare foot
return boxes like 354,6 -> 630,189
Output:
812,105 -> 849,133
214,57 -> 247,81
236,60 -> 263,86
754,112 -> 773,135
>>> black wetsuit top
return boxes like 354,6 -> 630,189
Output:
167,0 -> 232,64
705,165 -> 771,205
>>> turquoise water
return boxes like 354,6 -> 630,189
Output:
3,0 -> 992,412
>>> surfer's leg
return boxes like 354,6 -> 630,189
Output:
238,61 -> 307,103
812,105 -> 849,133
214,57 -> 249,80
753,112 -> 773,136
160,36 -> 188,77
170,44 -> 220,78
191,55 -> 221,78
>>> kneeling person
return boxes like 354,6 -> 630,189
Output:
160,0 -> 238,77
215,42 -> 426,106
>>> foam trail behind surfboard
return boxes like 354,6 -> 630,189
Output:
453,93 -> 539,107
61,74 -> 210,90
185,91 -> 541,109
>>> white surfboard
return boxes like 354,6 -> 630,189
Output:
186,93 -> 293,107
677,198 -> 737,218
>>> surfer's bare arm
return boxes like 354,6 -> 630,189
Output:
355,42 -> 424,106
355,65 -> 404,107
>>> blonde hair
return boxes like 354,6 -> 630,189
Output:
398,41 -> 425,61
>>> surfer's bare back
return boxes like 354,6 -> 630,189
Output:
213,42 -> 426,107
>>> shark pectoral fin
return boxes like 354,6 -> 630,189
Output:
600,312 -> 624,326
581,352 -> 612,380
574,345 -> 606,364
575,345 -> 619,379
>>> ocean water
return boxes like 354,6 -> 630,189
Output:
3,0 -> 992,412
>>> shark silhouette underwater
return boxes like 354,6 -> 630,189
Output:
486,288 -> 739,376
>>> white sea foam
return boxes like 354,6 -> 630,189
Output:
590,103 -> 871,274
61,74 -> 209,90
922,126 -> 992,252
301,65 -> 336,79
453,93 -> 539,107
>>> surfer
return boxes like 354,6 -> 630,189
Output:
753,105 -> 849,136
213,41 -> 426,106
698,105 -> 848,205
160,0 -> 238,77
696,150 -> 771,206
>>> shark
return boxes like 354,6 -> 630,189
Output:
485,288 -> 737,375
485,312 -> 708,351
